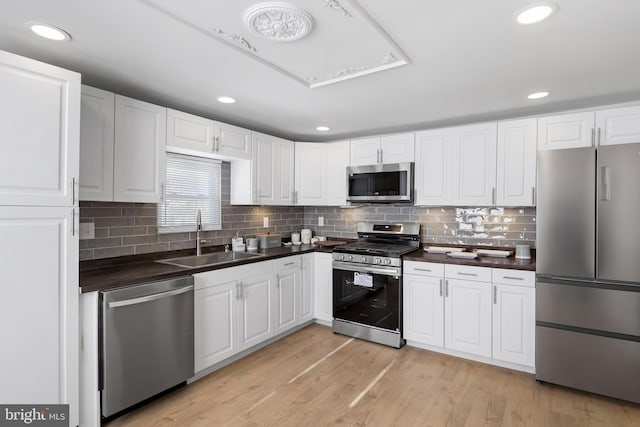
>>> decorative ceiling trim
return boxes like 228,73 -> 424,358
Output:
321,0 -> 352,18
212,28 -> 257,53
306,53 -> 405,88
244,2 -> 314,42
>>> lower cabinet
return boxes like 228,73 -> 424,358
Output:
313,252 -> 333,324
403,261 -> 535,371
239,268 -> 275,350
300,253 -> 315,323
273,256 -> 302,335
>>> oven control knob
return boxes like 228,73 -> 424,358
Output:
348,255 -> 354,261
384,258 -> 392,265
337,254 -> 344,261
361,256 -> 367,263
374,257 -> 381,264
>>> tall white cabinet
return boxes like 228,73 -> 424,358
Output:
496,118 -> 537,206
0,50 -> 80,427
295,141 -> 350,206
253,132 -> 295,205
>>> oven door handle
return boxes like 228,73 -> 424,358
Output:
333,261 -> 400,276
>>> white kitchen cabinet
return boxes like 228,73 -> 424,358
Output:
492,269 -> 535,367
0,50 -> 80,207
313,252 -> 333,325
403,262 -> 445,347
80,86 -> 115,201
537,112 -> 595,150
253,132 -> 295,205
0,207 -> 79,423
166,108 -> 215,153
274,256 -> 302,334
496,118 -> 537,206
415,123 -> 496,206
595,105 -> 640,146
444,265 -> 492,358
300,253 -> 315,323
238,268 -> 275,350
113,95 -> 166,203
350,133 -> 414,166
216,121 -> 252,159
295,140 -> 349,206
194,280 -> 237,371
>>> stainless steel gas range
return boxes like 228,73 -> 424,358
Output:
332,222 -> 420,348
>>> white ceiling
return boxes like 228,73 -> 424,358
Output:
2,0 -> 640,141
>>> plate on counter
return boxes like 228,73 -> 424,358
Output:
475,249 -> 513,257
425,246 -> 465,254
447,252 -> 478,259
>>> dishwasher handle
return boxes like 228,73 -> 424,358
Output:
108,285 -> 193,309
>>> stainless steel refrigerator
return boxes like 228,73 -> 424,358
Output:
536,144 -> 640,403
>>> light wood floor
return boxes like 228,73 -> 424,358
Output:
107,324 -> 640,427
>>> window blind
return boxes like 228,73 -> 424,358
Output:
158,153 -> 222,233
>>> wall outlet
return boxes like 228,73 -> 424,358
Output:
263,217 -> 269,227
79,222 -> 95,240
318,216 -> 324,226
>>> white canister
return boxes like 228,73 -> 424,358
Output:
246,238 -> 258,251
291,232 -> 301,244
515,244 -> 531,259
301,229 -> 312,244
231,236 -> 243,249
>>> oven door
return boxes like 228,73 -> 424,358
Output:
332,261 -> 402,332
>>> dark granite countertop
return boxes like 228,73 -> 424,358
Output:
403,248 -> 536,271
80,243 -> 336,293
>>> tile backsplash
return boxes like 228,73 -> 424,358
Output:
80,164 -> 536,260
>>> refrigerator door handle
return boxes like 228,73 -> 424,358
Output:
601,166 -> 611,201
591,128 -> 595,147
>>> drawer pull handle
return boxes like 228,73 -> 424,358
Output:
503,276 -> 524,280
457,272 -> 478,277
415,268 -> 432,272
284,262 -> 295,266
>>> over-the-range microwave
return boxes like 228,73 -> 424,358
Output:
346,162 -> 414,204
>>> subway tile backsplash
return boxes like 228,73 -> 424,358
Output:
80,164 -> 536,260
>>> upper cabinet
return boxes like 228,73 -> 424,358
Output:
350,133 -> 414,166
496,118 -> 537,206
166,108 -> 252,160
253,132 -> 294,205
538,105 -> 640,150
0,50 -> 80,207
295,140 -> 349,206
415,123 -> 496,206
113,95 -> 166,203
79,86 -> 115,201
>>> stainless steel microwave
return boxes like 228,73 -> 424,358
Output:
346,162 -> 414,203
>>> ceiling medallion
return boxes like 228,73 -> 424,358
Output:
244,2 -> 314,42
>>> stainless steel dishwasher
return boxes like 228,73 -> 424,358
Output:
100,276 -> 194,419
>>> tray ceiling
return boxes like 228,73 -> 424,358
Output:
144,0 -> 409,88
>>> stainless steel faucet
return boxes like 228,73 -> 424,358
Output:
196,209 -> 203,256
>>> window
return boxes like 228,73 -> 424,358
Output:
158,153 -> 222,232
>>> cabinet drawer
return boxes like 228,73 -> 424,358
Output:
492,268 -> 535,287
404,261 -> 444,277
273,255 -> 301,271
445,264 -> 491,282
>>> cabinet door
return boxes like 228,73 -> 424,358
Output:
454,123 -> 497,206
403,274 -> 444,347
313,252 -> 333,324
300,254 -> 315,323
274,264 -> 301,334
166,108 -> 214,154
380,133 -> 415,163
415,128 -> 455,205
0,207 -> 78,425
444,278 -> 492,357
216,122 -> 252,159
538,112 -> 595,150
194,281 -> 237,372
253,132 -> 294,205
350,137 -> 380,166
238,272 -> 274,350
279,140 -> 295,205
492,284 -> 535,367
0,51 -> 80,207
80,86 -> 115,201
113,95 -> 166,203
496,119 -> 537,206
596,106 -> 640,146
295,142 -> 326,205
326,141 -> 350,206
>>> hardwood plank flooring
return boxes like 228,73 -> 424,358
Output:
106,324 -> 640,427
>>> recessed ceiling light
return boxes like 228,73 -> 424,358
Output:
517,3 -> 558,25
28,22 -> 71,41
316,126 -> 330,131
217,96 -> 237,104
528,91 -> 550,100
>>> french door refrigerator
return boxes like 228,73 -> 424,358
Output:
536,144 -> 640,403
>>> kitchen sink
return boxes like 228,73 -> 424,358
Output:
156,251 -> 264,269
